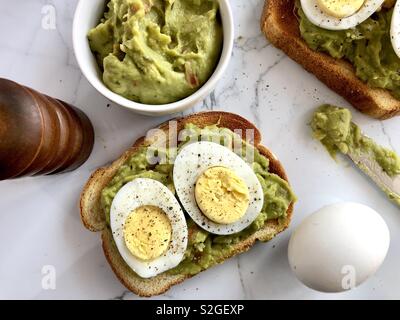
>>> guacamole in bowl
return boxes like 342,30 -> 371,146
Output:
88,0 -> 223,105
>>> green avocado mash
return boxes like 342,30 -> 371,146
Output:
101,124 -> 296,276
297,3 -> 400,99
311,105 -> 400,204
88,0 -> 223,105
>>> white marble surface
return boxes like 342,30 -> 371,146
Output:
1,0 -> 400,300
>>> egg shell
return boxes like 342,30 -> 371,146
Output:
288,202 -> 390,293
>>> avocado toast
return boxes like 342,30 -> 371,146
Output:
261,0 -> 400,119
80,111 -> 295,297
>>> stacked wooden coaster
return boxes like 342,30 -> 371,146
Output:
0,78 -> 94,180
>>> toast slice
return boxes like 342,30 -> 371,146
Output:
79,111 -> 294,297
261,0 -> 400,119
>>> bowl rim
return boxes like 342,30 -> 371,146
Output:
73,0 -> 234,115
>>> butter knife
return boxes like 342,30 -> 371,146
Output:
348,150 -> 400,207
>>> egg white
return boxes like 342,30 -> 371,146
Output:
391,1 -> 400,58
110,178 -> 188,278
173,141 -> 264,235
300,0 -> 385,30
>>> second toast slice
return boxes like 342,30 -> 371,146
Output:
261,0 -> 400,119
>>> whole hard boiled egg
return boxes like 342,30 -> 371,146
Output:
288,202 -> 390,292
173,141 -> 264,235
110,178 -> 188,278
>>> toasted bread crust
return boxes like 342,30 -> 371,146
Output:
261,0 -> 400,119
79,111 -> 294,297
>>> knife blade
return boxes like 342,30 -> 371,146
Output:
347,149 -> 400,207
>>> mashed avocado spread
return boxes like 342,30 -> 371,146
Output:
311,105 -> 400,177
311,105 -> 400,204
297,2 -> 400,99
101,124 -> 296,276
88,0 -> 223,105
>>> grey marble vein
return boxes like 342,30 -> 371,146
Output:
237,256 -> 249,300
202,90 -> 217,111
111,290 -> 131,300
380,121 -> 397,152
234,34 -> 271,53
250,55 -> 286,127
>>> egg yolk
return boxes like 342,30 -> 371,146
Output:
123,205 -> 172,261
316,0 -> 365,18
195,166 -> 250,225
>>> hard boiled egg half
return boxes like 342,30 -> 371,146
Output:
110,178 -> 188,278
300,0 -> 385,30
300,0 -> 400,58
173,141 -> 264,235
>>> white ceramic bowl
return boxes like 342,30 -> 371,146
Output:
73,0 -> 234,116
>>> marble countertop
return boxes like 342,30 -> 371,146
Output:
1,0 -> 400,300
